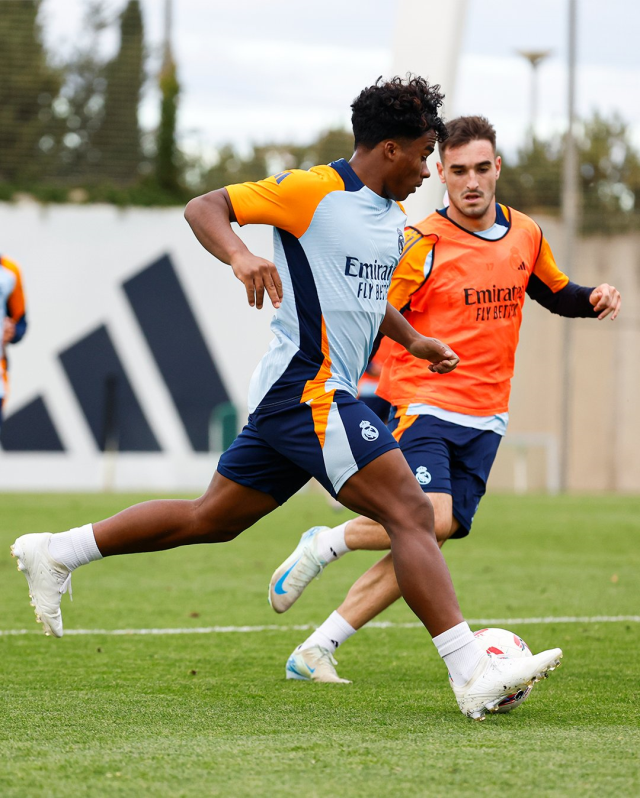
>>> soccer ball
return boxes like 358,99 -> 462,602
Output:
474,627 -> 533,713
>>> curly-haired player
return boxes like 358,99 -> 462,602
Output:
12,80 -> 563,721
351,75 -> 448,149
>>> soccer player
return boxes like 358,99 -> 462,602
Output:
0,253 -> 28,433
269,115 -> 620,684
12,84 -> 563,721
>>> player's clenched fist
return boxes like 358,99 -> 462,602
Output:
589,283 -> 621,320
407,336 -> 460,374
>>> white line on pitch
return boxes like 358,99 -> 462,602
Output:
0,615 -> 638,637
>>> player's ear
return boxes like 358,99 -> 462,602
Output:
436,161 -> 445,184
495,154 -> 502,180
382,140 -> 399,160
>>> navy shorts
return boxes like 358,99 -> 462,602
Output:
358,393 -> 392,425
388,410 -> 502,538
218,391 -> 399,505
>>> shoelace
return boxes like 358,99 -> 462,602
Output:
287,551 -> 325,588
316,648 -> 339,668
310,553 -> 325,582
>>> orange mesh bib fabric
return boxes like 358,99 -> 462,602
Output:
377,208 -> 544,415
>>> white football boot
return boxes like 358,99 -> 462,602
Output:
453,647 -> 563,720
11,533 -> 72,638
285,645 -> 352,684
269,526 -> 329,613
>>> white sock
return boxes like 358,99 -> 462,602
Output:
48,524 -> 103,571
298,611 -> 356,653
433,621 -> 486,687
315,522 -> 352,563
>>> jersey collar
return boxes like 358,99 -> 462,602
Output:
330,158 -> 365,192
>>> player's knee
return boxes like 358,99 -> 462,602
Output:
195,520 -> 244,544
384,492 -> 436,540
189,500 -> 245,543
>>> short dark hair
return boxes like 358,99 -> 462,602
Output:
439,115 -> 496,156
351,75 -> 448,149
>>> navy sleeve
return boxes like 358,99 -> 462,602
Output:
10,314 -> 27,343
526,275 -> 595,318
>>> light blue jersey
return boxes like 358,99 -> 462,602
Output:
226,159 -> 406,413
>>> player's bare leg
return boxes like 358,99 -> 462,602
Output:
271,491 -> 458,616
343,491 -> 458,551
285,457 -> 469,684
336,449 -> 461,637
12,474 -> 278,637
287,464 -> 562,718
93,472 -> 279,555
339,493 -> 459,628
287,451 -> 492,700
342,515 -> 391,550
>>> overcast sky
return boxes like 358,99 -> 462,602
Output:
41,0 -> 640,161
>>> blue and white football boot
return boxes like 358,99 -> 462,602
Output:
286,645 -> 351,684
269,526 -> 329,613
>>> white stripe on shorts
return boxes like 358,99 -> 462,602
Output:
322,400 -> 358,494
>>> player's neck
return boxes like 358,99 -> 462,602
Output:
348,152 -> 385,197
446,200 -> 497,232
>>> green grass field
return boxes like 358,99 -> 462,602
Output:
1,492 -> 639,797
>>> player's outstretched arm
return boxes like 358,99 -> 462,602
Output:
589,283 -> 621,320
379,303 -> 459,374
184,188 -> 282,309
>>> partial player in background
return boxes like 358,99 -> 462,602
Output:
11,79 -> 564,721
0,254 -> 28,434
269,115 -> 620,684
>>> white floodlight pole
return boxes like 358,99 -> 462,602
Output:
391,0 -> 468,224
560,0 -> 579,492
517,50 -> 552,145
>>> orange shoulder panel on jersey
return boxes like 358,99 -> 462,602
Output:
532,236 -> 569,293
1,256 -> 26,319
497,203 -> 511,221
225,165 -> 345,240
387,229 -> 437,311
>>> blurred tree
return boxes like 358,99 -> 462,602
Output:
498,112 -> 639,233
304,128 -> 354,167
92,0 -> 144,183
201,128 -> 354,192
47,1 -> 110,182
0,0 -> 60,183
579,113 -> 640,233
156,49 -> 180,193
499,139 -> 562,215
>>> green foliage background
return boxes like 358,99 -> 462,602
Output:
0,1 -> 638,231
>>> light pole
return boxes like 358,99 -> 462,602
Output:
559,0 -> 579,492
517,49 -> 552,145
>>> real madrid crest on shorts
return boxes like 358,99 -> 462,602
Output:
359,420 -> 379,441
415,465 -> 431,485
